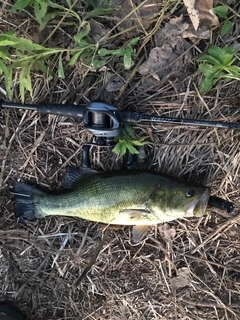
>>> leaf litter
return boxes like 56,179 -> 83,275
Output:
138,13 -> 218,91
0,0 -> 240,319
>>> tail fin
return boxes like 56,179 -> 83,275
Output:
13,182 -> 45,222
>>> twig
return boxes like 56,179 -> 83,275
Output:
74,228 -> 110,286
181,297 -> 240,309
12,253 -> 50,298
191,213 -> 240,254
20,131 -> 45,171
184,253 -> 240,273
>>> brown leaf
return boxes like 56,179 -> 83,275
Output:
138,41 -> 191,81
158,223 -> 176,242
89,19 -> 110,42
171,267 -> 191,290
183,0 -> 219,31
110,0 -> 162,31
138,16 -> 193,89
105,74 -> 124,92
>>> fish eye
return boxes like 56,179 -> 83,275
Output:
186,189 -> 195,197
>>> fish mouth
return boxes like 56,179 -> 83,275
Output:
186,188 -> 211,217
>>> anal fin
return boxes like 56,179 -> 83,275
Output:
132,225 -> 149,243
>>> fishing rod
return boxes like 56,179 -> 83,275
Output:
1,100 -> 240,135
1,99 -> 239,163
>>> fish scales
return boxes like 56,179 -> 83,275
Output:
36,173 -> 160,223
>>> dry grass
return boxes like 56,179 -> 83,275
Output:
0,0 -> 240,319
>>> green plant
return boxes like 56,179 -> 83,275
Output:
113,124 -> 148,156
98,37 -> 139,70
0,31 -> 64,102
0,0 -> 142,102
197,45 -> 240,94
0,28 -> 139,101
213,5 -> 232,37
11,0 -> 82,31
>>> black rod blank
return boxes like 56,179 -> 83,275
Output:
122,111 -> 240,129
140,114 -> 240,130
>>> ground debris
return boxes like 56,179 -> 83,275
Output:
138,16 -> 193,90
171,267 -> 191,291
183,0 -> 219,31
110,0 -> 162,31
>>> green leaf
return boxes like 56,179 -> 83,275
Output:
0,49 -> 9,60
197,53 -> 221,66
48,1 -> 81,25
19,64 -> 33,102
219,49 -> 235,66
126,144 -> 139,154
128,37 -> 140,46
68,50 -> 82,66
84,8 -> 112,20
10,0 -> 32,13
130,139 -> 147,146
112,141 -> 127,156
207,46 -> 226,64
208,46 -> 235,65
112,142 -> 122,155
74,21 -> 91,44
198,64 -> 220,77
0,60 -> 13,99
123,47 -> 132,70
58,53 -> 65,78
221,20 -> 233,36
227,65 -> 240,77
213,5 -> 228,18
5,66 -> 13,99
0,40 -> 18,46
34,60 -> 49,73
0,33 -> 47,51
98,48 -> 112,57
221,46 -> 236,56
38,11 -> 62,31
123,124 -> 136,139
92,58 -> 107,68
34,0 -> 48,21
199,76 -> 214,94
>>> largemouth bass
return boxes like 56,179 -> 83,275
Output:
14,168 -> 210,242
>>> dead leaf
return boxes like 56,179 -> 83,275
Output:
105,74 -> 124,92
171,267 -> 191,290
183,0 -> 219,31
138,41 -> 191,82
154,16 -> 190,47
110,0 -> 161,31
138,15 -> 212,91
158,223 -> 176,242
154,15 -> 211,44
89,19 -> 110,42
138,16 -> 193,88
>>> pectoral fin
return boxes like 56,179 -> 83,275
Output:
132,225 -> 149,243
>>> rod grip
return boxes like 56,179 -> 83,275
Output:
37,104 -> 85,118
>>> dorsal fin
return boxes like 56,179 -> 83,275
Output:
62,167 -> 98,189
